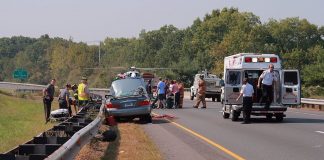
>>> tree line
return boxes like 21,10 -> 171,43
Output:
0,8 -> 324,97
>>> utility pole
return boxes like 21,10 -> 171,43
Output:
99,41 -> 101,66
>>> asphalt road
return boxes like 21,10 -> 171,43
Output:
143,98 -> 324,160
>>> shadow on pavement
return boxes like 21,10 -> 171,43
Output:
233,117 -> 324,124
282,117 -> 324,124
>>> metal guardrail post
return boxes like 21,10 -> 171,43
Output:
46,103 -> 104,160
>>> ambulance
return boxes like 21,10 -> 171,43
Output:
221,53 -> 301,122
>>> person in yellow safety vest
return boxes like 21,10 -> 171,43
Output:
78,76 -> 90,109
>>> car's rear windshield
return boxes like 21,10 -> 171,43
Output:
111,78 -> 147,97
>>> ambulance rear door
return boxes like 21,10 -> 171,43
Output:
281,70 -> 301,105
224,69 -> 242,104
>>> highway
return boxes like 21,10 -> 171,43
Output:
143,98 -> 324,160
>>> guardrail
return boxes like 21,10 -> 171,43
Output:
300,98 -> 324,111
0,97 -> 104,160
47,103 -> 104,160
0,81 -> 109,94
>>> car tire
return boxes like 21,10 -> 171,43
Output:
212,97 -> 216,102
140,114 -> 152,123
146,115 -> 152,123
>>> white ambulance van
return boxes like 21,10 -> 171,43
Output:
221,53 -> 301,122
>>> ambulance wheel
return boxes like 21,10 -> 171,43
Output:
212,97 -> 216,102
275,114 -> 284,122
223,111 -> 230,119
231,110 -> 239,121
266,114 -> 273,120
217,96 -> 221,102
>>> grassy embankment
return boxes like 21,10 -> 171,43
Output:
75,122 -> 163,160
0,90 -> 56,153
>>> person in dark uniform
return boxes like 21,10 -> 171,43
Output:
71,84 -> 78,115
237,78 -> 254,124
43,79 -> 56,123
58,84 -> 72,116
257,64 -> 278,110
146,79 -> 153,99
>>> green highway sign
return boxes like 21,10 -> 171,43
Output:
13,69 -> 28,79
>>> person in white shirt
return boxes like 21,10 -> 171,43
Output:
257,64 -> 278,110
237,78 -> 254,123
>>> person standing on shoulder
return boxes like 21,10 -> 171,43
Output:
43,79 -> 56,123
71,84 -> 78,115
58,84 -> 72,116
146,79 -> 153,99
236,78 -> 254,124
257,64 -> 278,110
78,77 -> 90,109
193,75 -> 206,109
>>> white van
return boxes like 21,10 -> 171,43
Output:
221,53 -> 301,122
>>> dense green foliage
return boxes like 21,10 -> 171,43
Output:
0,8 -> 324,96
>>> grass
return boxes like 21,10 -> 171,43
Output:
75,122 -> 163,160
0,92 -> 57,153
102,123 -> 163,160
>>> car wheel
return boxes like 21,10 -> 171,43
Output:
146,115 -> 152,123
140,114 -> 152,123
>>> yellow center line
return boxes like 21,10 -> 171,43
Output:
152,112 -> 245,160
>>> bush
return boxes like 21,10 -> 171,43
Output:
302,86 -> 324,98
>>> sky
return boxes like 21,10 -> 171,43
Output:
0,0 -> 323,42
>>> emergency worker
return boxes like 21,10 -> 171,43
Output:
193,75 -> 206,108
177,80 -> 184,108
257,64 -> 278,110
78,77 -> 90,109
58,84 -> 72,116
43,79 -> 56,123
236,78 -> 254,124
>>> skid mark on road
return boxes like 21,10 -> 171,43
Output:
152,112 -> 245,160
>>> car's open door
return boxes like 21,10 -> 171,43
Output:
281,70 -> 301,105
224,69 -> 242,105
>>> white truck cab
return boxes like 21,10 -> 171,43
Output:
222,53 -> 301,122
190,70 -> 222,102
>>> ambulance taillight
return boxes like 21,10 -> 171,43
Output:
270,57 -> 277,63
245,57 -> 252,63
